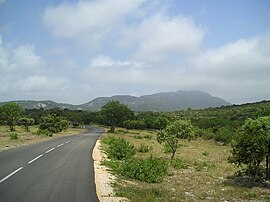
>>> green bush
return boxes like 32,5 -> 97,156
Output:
101,160 -> 122,174
163,143 -> 173,153
10,132 -> 18,140
106,137 -> 136,160
137,144 -> 152,153
170,158 -> 188,169
36,128 -> 53,137
123,120 -> 146,130
121,156 -> 168,183
214,127 -> 233,144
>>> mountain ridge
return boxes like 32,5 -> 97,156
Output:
0,90 -> 230,112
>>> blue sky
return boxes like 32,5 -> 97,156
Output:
0,0 -> 270,104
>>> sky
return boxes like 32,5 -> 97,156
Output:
0,0 -> 270,104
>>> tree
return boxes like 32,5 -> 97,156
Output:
19,117 -> 35,131
101,100 -> 134,133
0,103 -> 24,131
229,116 -> 270,183
39,114 -> 69,133
157,119 -> 194,159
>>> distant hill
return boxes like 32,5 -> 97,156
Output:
0,90 -> 230,111
80,90 -> 230,111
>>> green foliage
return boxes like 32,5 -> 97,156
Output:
229,116 -> 270,183
194,161 -> 215,171
163,143 -> 174,153
214,127 -> 234,144
39,114 -> 69,133
137,143 -> 152,153
104,137 -> 136,160
10,132 -> 18,140
36,128 -> 53,137
170,158 -> 188,169
0,103 -> 24,131
157,119 -> 194,159
18,117 -> 35,131
121,156 -> 168,183
123,120 -> 146,130
101,160 -> 122,174
101,100 -> 134,133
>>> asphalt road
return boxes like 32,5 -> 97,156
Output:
0,126 -> 103,202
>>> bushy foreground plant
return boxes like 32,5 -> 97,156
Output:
229,116 -> 270,184
121,156 -> 168,183
10,132 -> 18,140
103,137 -> 136,160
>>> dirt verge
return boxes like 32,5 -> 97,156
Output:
93,139 -> 129,202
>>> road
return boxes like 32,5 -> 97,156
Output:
0,126 -> 103,202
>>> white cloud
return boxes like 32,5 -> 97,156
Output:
0,36 -> 69,102
21,75 -> 67,92
43,0 -> 146,47
120,13 -> 205,62
191,32 -> 270,103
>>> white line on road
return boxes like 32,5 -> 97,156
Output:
65,141 -> 70,144
0,167 -> 23,184
28,154 -> 43,164
45,147 -> 55,153
57,143 -> 64,147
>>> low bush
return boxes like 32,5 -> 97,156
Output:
123,120 -> 146,130
36,128 -> 53,137
170,158 -> 189,169
121,156 -> 168,183
106,137 -> 136,160
10,132 -> 18,140
137,144 -> 152,153
101,160 -> 122,174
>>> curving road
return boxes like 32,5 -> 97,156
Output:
0,126 -> 103,202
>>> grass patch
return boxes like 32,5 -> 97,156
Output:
137,143 -> 152,153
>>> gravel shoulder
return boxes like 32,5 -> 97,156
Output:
93,139 -> 129,202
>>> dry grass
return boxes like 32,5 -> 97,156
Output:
101,127 -> 270,202
0,125 -> 87,152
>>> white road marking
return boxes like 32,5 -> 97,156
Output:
45,147 -> 55,153
28,154 -> 43,164
57,143 -> 64,147
0,167 -> 23,184
65,141 -> 70,144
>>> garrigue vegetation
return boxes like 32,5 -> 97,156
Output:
1,100 -> 270,196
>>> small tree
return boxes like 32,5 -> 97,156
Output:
229,116 -> 270,182
101,100 -> 134,133
157,119 -> 194,159
0,103 -> 24,131
39,114 -> 69,133
19,117 -> 35,131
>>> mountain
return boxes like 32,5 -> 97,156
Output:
80,90 -> 230,111
0,90 -> 230,112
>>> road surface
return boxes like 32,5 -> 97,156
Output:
0,126 -> 103,202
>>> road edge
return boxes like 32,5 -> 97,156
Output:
92,139 -> 129,202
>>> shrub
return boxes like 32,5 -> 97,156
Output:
101,160 -> 122,174
36,128 -> 53,137
163,143 -> 174,153
106,137 -> 136,160
137,144 -> 152,153
10,132 -> 18,140
170,158 -> 188,169
214,127 -> 233,144
123,120 -> 146,130
121,156 -> 168,183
